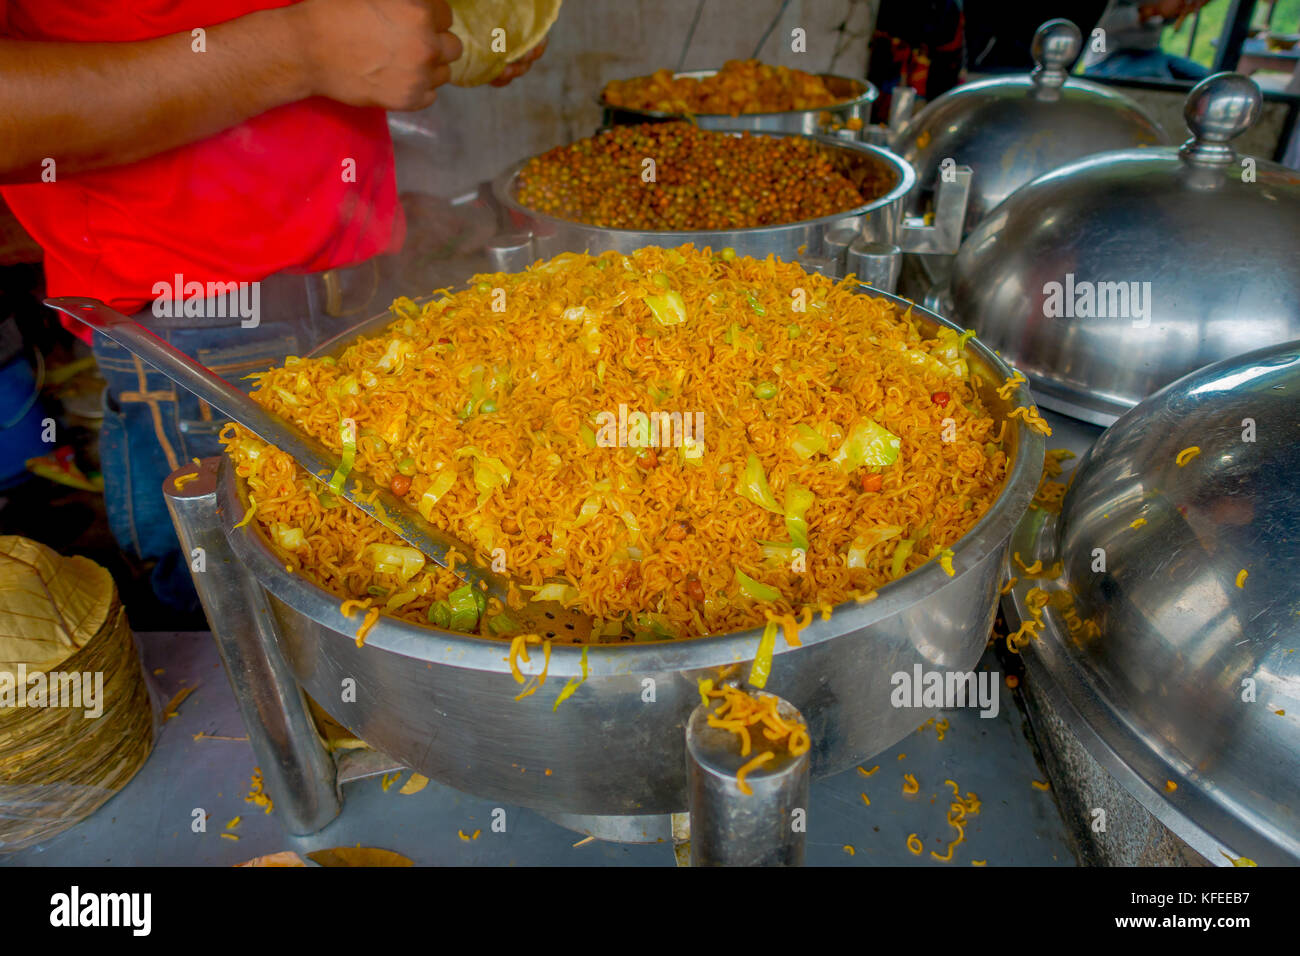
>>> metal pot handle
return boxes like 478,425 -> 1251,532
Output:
485,231 -> 537,273
898,165 -> 972,256
888,86 -> 917,132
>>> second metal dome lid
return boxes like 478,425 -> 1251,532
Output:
892,19 -> 1169,236
951,73 -> 1300,426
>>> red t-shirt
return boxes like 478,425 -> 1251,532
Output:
0,0 -> 405,339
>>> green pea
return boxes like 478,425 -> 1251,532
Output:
397,457 -> 416,477
754,382 -> 778,400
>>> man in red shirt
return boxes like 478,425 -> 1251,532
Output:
0,0 -> 545,611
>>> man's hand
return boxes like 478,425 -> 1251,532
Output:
489,38 -> 548,87
299,0 -> 462,109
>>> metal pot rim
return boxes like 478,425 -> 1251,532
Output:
596,68 -> 878,121
218,288 -> 1043,677
491,131 -> 916,239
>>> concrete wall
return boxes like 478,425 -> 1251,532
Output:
394,0 -> 879,197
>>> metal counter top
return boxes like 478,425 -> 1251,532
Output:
5,630 -> 1074,866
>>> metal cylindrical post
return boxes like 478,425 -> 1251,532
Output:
820,225 -> 860,277
485,233 -> 537,273
164,458 -> 341,834
846,239 -> 904,293
686,692 -> 809,866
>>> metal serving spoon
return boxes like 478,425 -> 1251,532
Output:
46,297 -> 592,642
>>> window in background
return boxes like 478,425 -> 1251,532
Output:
1162,0 -> 1299,74
1159,0 -> 1232,67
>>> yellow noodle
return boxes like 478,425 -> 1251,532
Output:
221,247 -> 1010,642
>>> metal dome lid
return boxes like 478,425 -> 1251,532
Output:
952,73 -> 1300,426
1004,339 -> 1300,865
893,19 -> 1168,235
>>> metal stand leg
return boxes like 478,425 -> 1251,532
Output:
164,458 -> 340,834
685,692 -> 810,866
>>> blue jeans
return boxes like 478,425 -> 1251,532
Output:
1085,49 -> 1211,82
93,268 -> 389,612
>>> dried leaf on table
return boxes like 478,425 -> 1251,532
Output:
0,536 -> 114,668
399,773 -> 429,795
307,847 -> 414,867
235,852 -> 307,867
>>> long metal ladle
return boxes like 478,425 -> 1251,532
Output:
46,296 -> 592,641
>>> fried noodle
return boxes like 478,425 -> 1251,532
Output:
221,247 -> 1011,643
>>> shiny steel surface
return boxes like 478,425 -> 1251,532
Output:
212,287 -> 1044,816
951,73 -> 1300,426
537,810 -> 675,844
163,458 -> 341,834
687,694 -> 809,866
894,165 -> 972,256
492,132 -> 917,269
48,296 -> 590,640
846,240 -> 903,291
599,70 -> 877,136
1005,341 -> 1300,865
893,19 -> 1168,236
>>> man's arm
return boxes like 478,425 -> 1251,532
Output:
0,0 -> 462,184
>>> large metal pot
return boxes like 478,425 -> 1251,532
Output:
892,19 -> 1168,238
1004,339 -> 1300,865
599,69 -> 877,137
212,287 -> 1044,817
489,131 -> 970,289
951,73 -> 1300,426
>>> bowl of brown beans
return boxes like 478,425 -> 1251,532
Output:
508,122 -> 901,234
